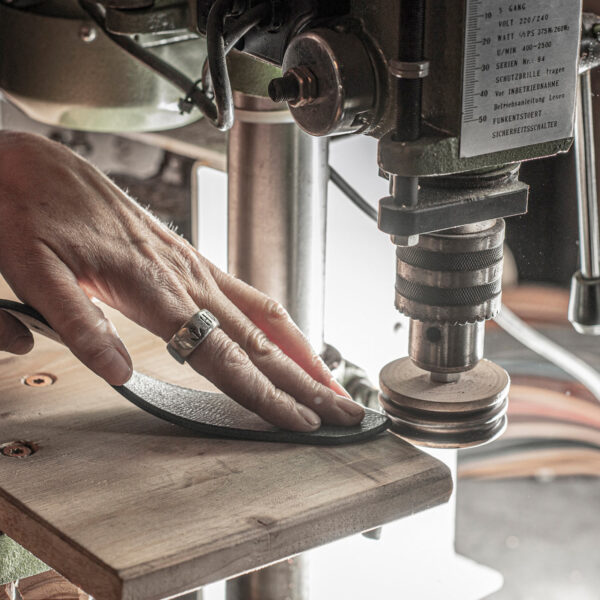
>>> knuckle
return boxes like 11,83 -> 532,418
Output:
298,369 -> 324,395
137,259 -> 189,304
245,329 -> 279,361
309,353 -> 330,377
176,253 -> 215,302
212,336 -> 250,370
262,298 -> 289,324
171,244 -> 198,278
270,388 -> 296,412
248,386 -> 294,418
60,314 -> 93,344
61,313 -> 112,348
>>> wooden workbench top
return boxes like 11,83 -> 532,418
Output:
0,287 -> 451,600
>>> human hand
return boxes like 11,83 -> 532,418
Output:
0,132 -> 364,431
0,310 -> 34,355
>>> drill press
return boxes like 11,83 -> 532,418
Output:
0,0 -> 584,452
0,1 -> 590,598
269,0 -> 581,447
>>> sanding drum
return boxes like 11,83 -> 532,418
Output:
380,219 -> 510,448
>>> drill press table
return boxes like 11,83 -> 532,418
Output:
0,281 -> 452,600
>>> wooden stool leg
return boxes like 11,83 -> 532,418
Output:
16,571 -> 89,600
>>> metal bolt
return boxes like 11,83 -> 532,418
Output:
79,24 -> 97,43
23,373 -> 56,387
1,441 -> 38,459
268,67 -> 318,108
268,74 -> 301,103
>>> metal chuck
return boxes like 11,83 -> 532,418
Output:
380,218 -> 510,448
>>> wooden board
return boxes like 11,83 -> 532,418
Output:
0,286 -> 451,600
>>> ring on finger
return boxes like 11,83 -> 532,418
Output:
167,309 -> 220,364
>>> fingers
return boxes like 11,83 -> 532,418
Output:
212,269 -> 353,398
203,288 -> 364,426
0,310 -> 34,355
11,250 -> 132,386
186,328 -> 323,432
103,275 -> 324,432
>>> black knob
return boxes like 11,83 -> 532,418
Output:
568,271 -> 600,335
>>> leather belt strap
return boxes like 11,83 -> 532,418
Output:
0,300 -> 390,445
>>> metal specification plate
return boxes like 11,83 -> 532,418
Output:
460,0 -> 582,158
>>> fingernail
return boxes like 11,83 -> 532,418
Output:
297,404 -> 321,428
336,395 -> 365,419
96,347 -> 133,385
6,334 -> 34,355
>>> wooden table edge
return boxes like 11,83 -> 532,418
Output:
117,459 -> 453,600
0,455 -> 451,600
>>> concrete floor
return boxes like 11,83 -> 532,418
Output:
456,477 -> 600,600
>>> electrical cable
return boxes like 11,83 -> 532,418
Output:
494,305 -> 600,401
332,167 -> 600,403
78,0 -> 270,131
200,2 -> 271,103
205,0 -> 237,130
329,167 -> 378,221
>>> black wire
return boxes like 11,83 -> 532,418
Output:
329,167 -> 378,222
78,0 -> 269,131
224,4 -> 271,50
205,0 -> 237,130
200,2 -> 272,101
78,0 -> 378,224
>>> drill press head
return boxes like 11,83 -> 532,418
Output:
380,217 -> 510,448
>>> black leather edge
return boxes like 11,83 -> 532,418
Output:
1,300 -> 391,445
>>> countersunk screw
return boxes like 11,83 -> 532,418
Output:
23,373 -> 56,387
1,441 -> 38,459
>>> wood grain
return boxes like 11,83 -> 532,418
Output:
17,571 -> 89,600
0,282 -> 451,600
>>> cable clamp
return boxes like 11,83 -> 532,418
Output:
178,78 -> 206,114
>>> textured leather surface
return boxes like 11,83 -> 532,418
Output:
0,300 -> 390,445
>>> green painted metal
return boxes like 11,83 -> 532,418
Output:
0,535 -> 48,585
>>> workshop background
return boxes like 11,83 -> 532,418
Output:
2,97 -> 598,598
1,1 -> 600,598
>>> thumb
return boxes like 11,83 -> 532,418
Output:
0,310 -> 34,355
13,259 -> 133,386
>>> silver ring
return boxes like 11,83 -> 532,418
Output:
167,310 -> 220,364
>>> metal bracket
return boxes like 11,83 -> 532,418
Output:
378,179 -> 529,238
